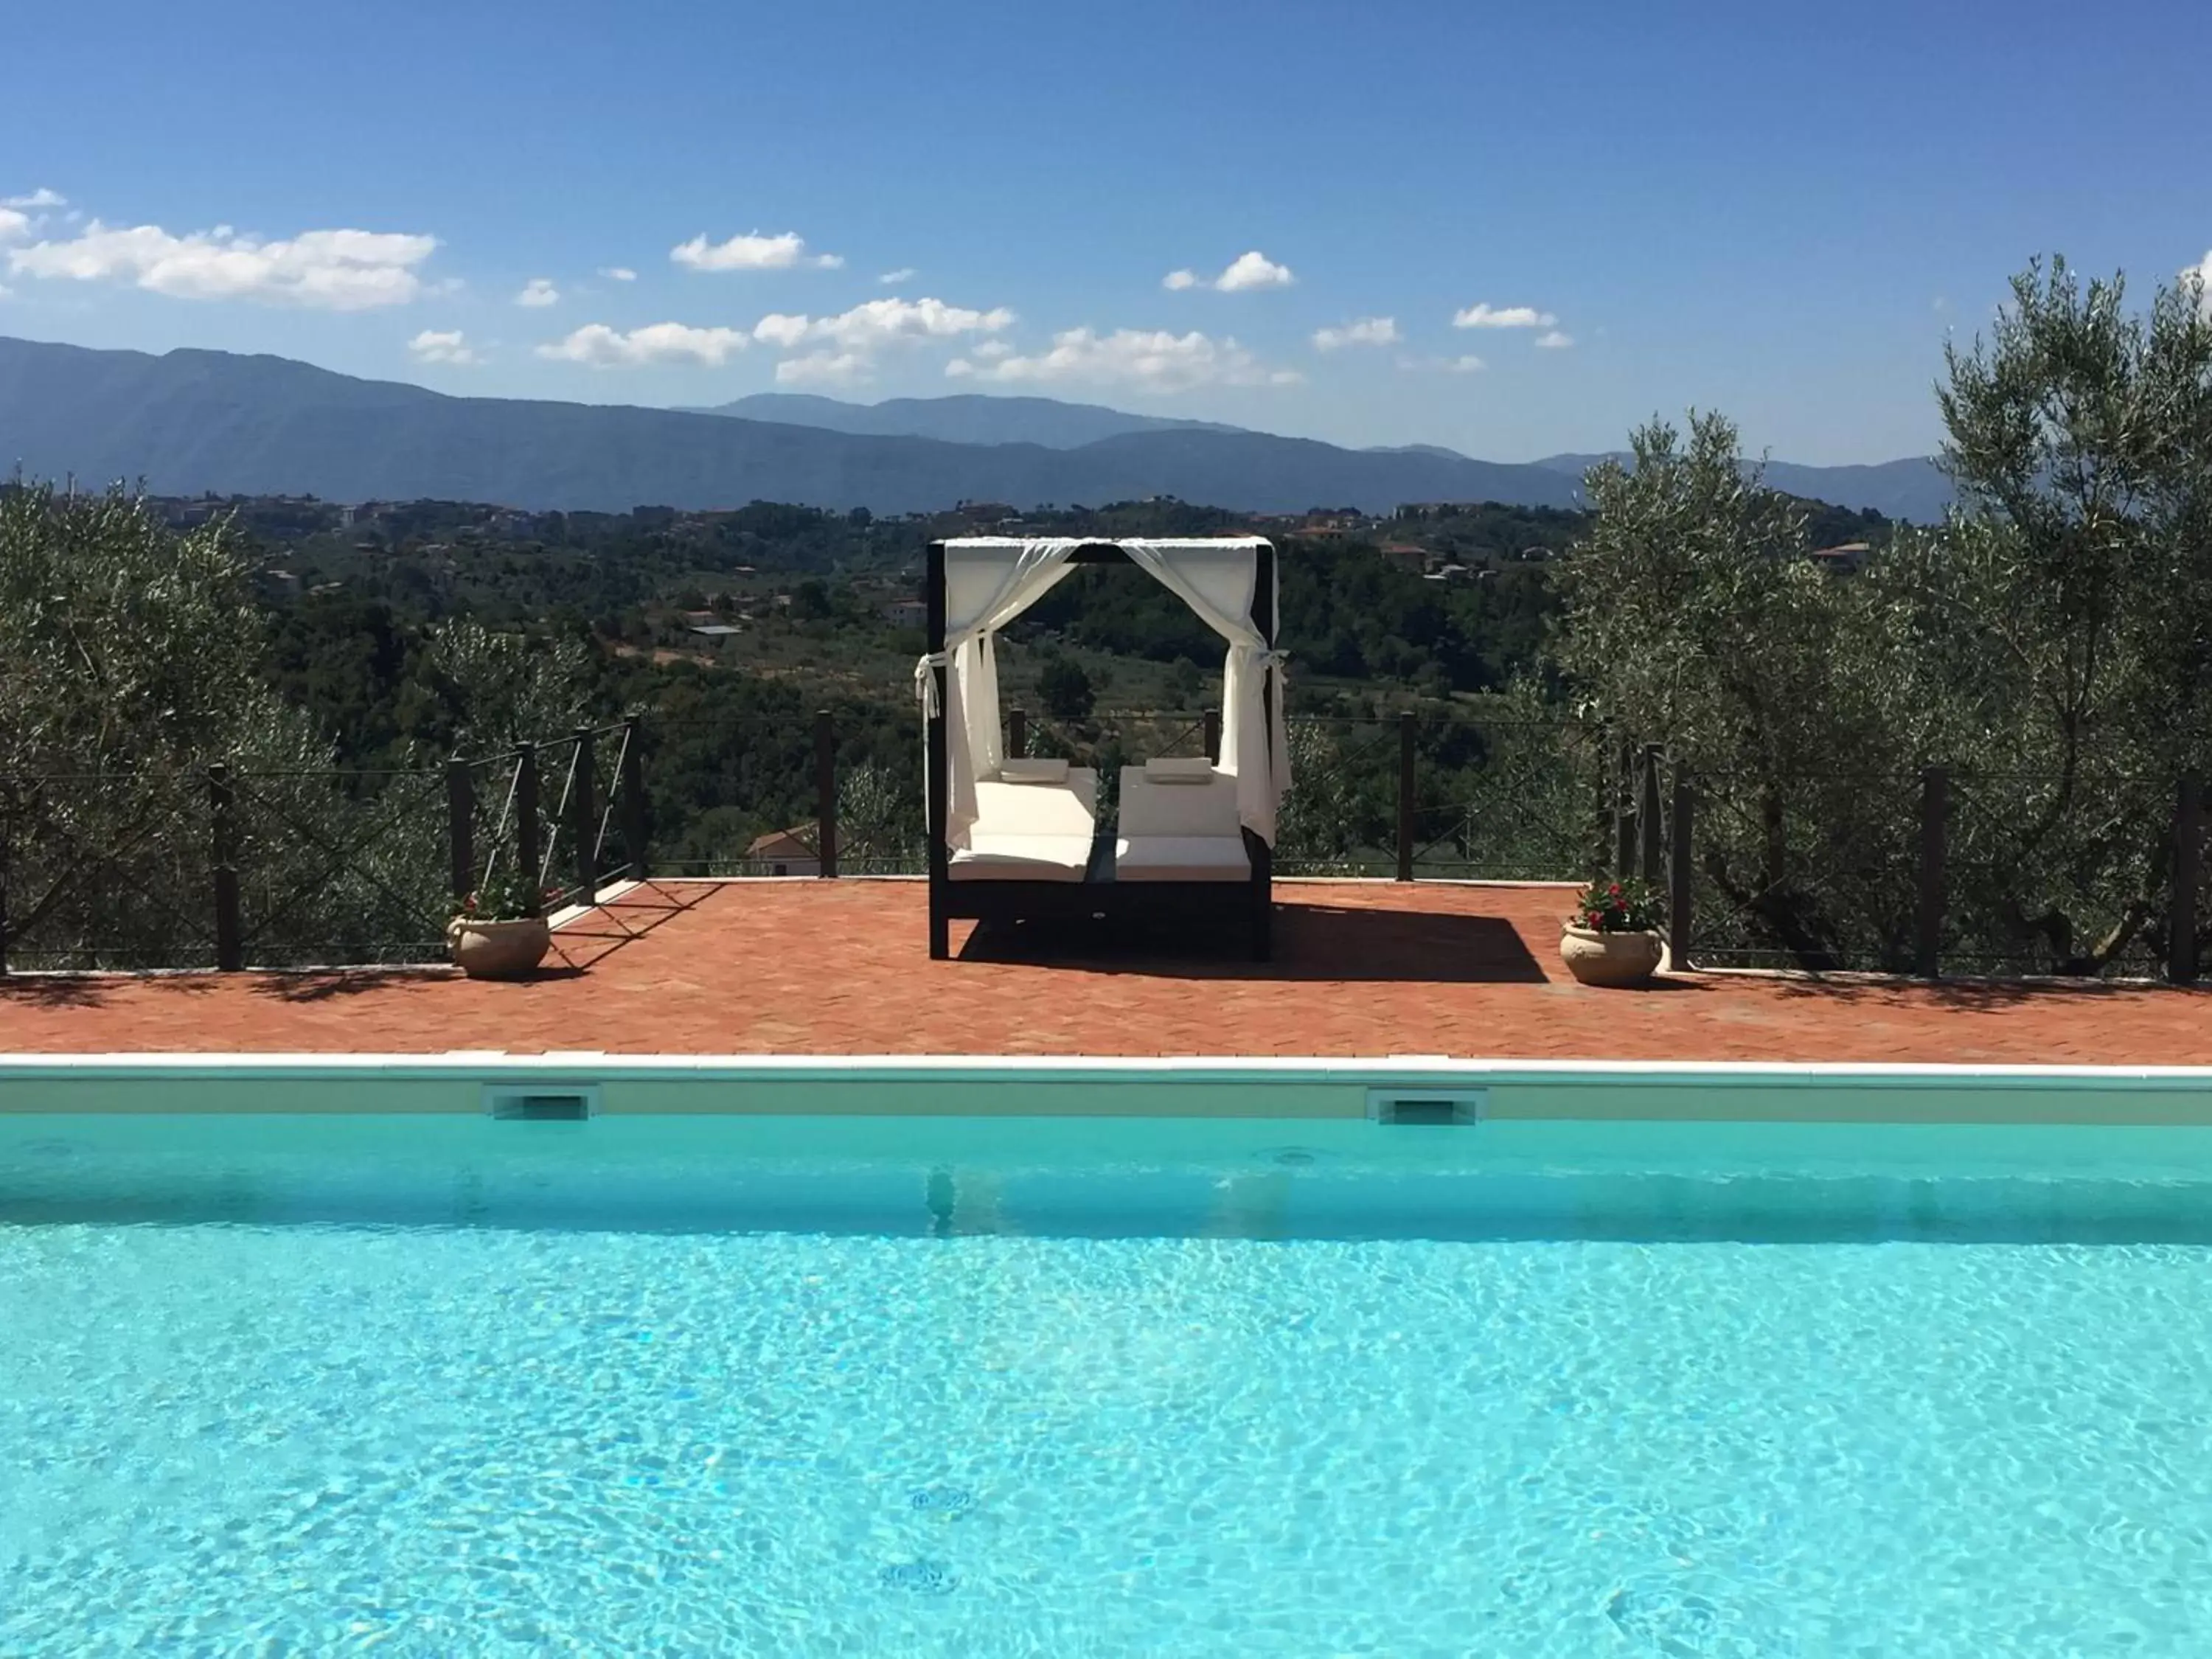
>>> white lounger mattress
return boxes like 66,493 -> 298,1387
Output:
1114,767 -> 1250,883
950,770 -> 1099,883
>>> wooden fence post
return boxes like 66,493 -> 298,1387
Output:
1638,743 -> 1663,886
815,709 -> 838,879
1613,740 -> 1636,875
619,717 -> 649,882
1591,737 -> 1613,878
1396,711 -> 1416,882
1202,709 -> 1221,765
515,743 -> 541,918
1916,765 -> 1948,978
2172,774 -> 2202,985
1669,777 -> 1695,972
446,758 -> 474,908
1009,706 -> 1029,761
209,762 -> 243,971
570,726 -> 598,904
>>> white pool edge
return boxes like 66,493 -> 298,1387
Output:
4,1053 -> 2211,1124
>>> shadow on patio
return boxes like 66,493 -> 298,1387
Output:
1764,971 -> 2195,1012
958,900 -> 1565,984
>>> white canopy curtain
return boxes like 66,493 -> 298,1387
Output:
918,538 -> 1083,846
918,536 -> 1288,848
1119,538 -> 1289,846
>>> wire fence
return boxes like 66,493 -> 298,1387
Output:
1683,768 -> 1924,973
1,706 -> 2202,981
1672,759 -> 2204,980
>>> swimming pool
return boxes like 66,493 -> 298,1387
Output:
5,1107 -> 2211,1655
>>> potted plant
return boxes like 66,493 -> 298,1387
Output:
1559,877 -> 1666,987
446,865 -> 558,980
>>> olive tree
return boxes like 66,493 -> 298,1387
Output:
0,484 -> 336,965
1553,260 -> 2212,975
1903,257 -> 2212,970
1551,414 -> 1922,967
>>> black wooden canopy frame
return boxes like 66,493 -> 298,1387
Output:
925,538 -> 1277,961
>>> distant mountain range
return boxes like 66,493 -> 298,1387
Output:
1530,451 -> 1954,526
0,336 -> 1952,520
689,392 -> 1240,448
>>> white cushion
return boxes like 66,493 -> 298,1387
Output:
970,771 -> 1097,839
998,757 -> 1070,785
1143,756 -> 1216,785
1118,768 -> 1241,838
951,835 -> 1092,882
1114,835 -> 1251,882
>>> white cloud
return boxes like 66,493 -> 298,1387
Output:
1312,316 -> 1399,351
1216,251 -> 1294,291
408,329 -> 479,365
600,266 -> 637,282
7,220 -> 439,309
970,339 -> 1014,360
1399,354 -> 1486,374
775,351 -> 872,387
536,321 -> 749,367
945,326 -> 1290,394
752,295 -> 1015,354
2,188 -> 64,209
670,230 -> 842,271
1165,250 -> 1294,293
1453,302 -> 1558,330
0,209 -> 27,243
0,282 -> 13,300
2185,251 -> 2212,318
515,277 -> 560,307
1534,329 -> 1574,349
752,312 -> 812,349
877,267 -> 917,285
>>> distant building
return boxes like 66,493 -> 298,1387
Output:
1808,541 -> 1871,574
1379,543 -> 1428,572
880,599 -> 928,627
689,624 -> 742,643
747,828 -> 819,877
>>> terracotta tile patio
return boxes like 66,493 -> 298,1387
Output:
1,880 -> 2205,1064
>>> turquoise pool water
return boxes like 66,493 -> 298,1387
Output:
5,1114 -> 2212,1655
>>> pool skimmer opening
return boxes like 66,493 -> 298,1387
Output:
483,1083 -> 601,1121
1367,1088 -> 1486,1126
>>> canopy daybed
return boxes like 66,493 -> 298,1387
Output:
918,536 -> 1288,960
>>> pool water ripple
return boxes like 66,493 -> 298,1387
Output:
2,1225 -> 2210,1655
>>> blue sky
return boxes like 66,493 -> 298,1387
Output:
4,0 -> 2206,464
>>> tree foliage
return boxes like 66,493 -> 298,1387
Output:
1554,259 -> 2212,974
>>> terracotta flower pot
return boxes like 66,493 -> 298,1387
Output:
446,916 -> 552,980
1559,924 -> 1663,988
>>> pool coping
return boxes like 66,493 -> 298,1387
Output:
4,1054 -> 2211,1124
